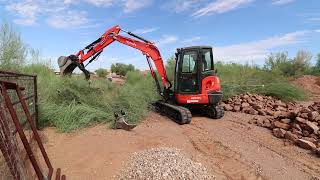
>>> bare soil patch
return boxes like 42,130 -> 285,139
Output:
41,112 -> 320,180
291,75 -> 320,101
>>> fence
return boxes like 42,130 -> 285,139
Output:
0,70 -> 38,128
0,71 -> 39,180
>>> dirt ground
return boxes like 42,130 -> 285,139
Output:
41,111 -> 320,180
291,75 -> 320,101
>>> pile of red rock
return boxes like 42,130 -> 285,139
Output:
222,93 -> 298,116
222,93 -> 320,156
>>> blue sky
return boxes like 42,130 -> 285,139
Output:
0,0 -> 320,70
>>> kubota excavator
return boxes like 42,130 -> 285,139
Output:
58,25 -> 224,124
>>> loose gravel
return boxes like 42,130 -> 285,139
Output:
118,147 -> 215,180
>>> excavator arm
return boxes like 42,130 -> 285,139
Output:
58,25 -> 171,93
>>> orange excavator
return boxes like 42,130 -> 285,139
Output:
58,25 -> 224,124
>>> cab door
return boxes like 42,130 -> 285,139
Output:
176,49 -> 200,94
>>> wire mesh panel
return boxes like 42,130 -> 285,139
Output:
0,71 -> 39,180
0,70 -> 38,128
0,99 -> 29,180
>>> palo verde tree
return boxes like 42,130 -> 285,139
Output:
0,22 -> 27,70
111,63 -> 135,76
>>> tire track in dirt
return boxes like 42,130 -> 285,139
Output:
181,123 -> 263,180
223,117 -> 320,176
187,112 -> 319,179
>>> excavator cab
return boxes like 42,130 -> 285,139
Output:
173,46 -> 224,119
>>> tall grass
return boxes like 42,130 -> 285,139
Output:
21,64 -> 158,132
215,62 -> 306,100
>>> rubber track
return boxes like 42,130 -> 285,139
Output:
153,101 -> 192,125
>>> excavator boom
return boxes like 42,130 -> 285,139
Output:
58,25 -> 171,91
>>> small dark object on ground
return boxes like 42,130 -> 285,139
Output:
114,110 -> 137,131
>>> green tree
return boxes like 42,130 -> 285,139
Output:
264,52 -> 290,73
264,50 -> 312,76
95,68 -> 108,78
0,22 -> 27,70
316,53 -> 320,68
111,63 -> 136,76
165,56 -> 176,81
291,50 -> 312,76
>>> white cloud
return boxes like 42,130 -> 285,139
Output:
157,35 -> 178,46
46,10 -> 90,29
307,17 -> 320,22
214,30 -> 312,62
133,27 -> 159,34
272,0 -> 295,5
84,0 -> 114,7
122,0 -> 152,13
163,0 -> 203,13
5,0 -> 40,25
182,36 -> 202,44
192,0 -> 255,17
5,0 -> 150,27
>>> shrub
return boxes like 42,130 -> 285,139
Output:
0,22 -> 27,70
32,66 -> 158,132
95,68 -> 108,78
111,63 -> 136,76
264,51 -> 312,77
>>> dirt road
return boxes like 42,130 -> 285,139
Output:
42,112 -> 320,180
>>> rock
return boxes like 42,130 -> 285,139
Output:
248,108 -> 259,115
292,123 -> 302,131
274,121 -> 290,130
252,103 -> 263,110
276,106 -> 287,112
265,109 -> 275,116
284,131 -> 298,142
295,117 -> 306,124
273,128 -> 286,138
258,109 -> 267,116
241,102 -> 250,109
308,111 -> 320,121
300,113 -> 309,119
316,148 -> 320,157
305,121 -> 319,133
262,118 -> 272,128
233,105 -> 241,112
256,96 -> 264,101
302,130 -> 310,137
275,111 -> 295,119
301,137 -> 317,144
296,139 -> 317,150
280,119 -> 291,124
275,100 -> 287,107
292,128 -> 303,136
300,108 -> 310,113
257,118 -> 264,126
224,104 -> 233,111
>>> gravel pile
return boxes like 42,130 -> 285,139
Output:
118,147 -> 215,180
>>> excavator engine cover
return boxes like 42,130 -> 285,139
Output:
58,56 -> 77,75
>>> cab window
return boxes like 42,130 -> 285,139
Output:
182,51 -> 197,73
202,49 -> 213,71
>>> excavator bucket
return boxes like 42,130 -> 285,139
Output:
57,56 -> 77,75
